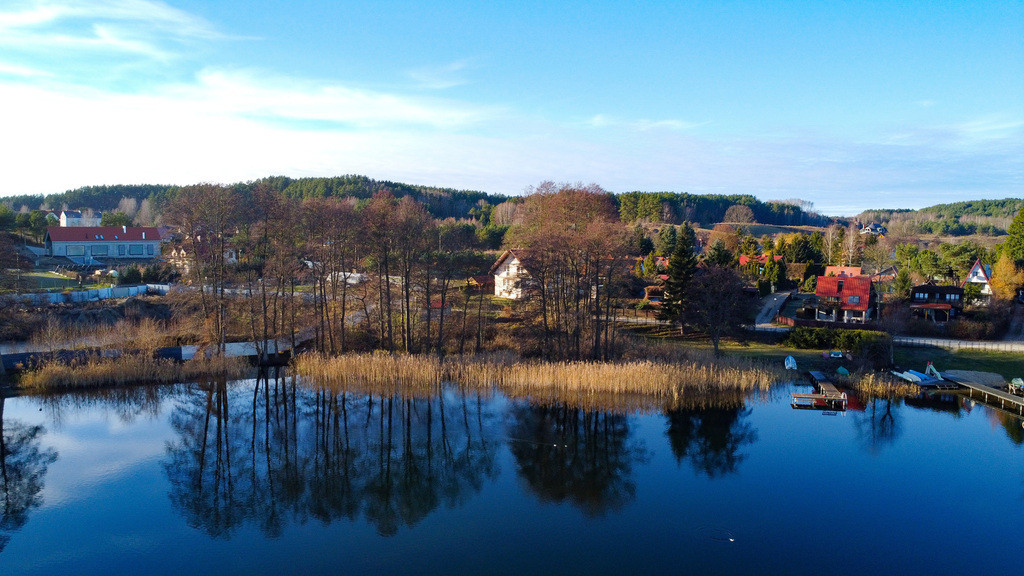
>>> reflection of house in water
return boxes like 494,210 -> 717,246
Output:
904,393 -> 962,416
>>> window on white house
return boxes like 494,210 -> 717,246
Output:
129,245 -> 144,256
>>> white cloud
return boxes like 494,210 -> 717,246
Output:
408,59 -> 474,90
585,113 -> 706,132
0,0 -> 221,39
0,61 -> 54,77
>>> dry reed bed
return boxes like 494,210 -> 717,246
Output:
18,354 -> 251,392
294,352 -> 786,403
850,372 -> 922,399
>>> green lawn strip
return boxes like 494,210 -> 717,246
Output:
894,347 -> 1023,381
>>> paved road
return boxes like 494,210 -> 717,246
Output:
1003,303 -> 1024,342
755,291 -> 793,327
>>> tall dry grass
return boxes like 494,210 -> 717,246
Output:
294,351 -> 786,404
851,372 -> 921,399
27,317 -> 175,352
18,354 -> 250,392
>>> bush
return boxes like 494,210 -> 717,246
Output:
783,327 -> 890,354
119,265 -> 142,285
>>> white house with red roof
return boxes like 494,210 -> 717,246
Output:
45,226 -> 162,261
961,259 -> 992,299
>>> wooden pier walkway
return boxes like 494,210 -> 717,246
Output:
792,371 -> 848,410
942,373 -> 1024,416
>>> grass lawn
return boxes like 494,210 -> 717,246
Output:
23,271 -> 77,289
894,347 -> 1023,381
688,340 -> 840,372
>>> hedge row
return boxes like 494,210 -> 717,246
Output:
783,327 -> 890,353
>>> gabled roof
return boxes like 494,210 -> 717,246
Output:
489,249 -> 535,275
738,254 -> 782,266
961,259 -> 991,287
815,276 -> 872,311
45,226 -> 162,242
823,266 -> 862,277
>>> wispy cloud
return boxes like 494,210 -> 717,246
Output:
0,61 -> 53,77
407,59 -> 476,90
0,0 -> 222,39
586,114 -> 707,132
0,0 -> 228,78
163,68 -> 499,130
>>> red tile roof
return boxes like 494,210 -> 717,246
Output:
816,276 -> 872,311
823,266 -> 862,277
46,226 -> 162,242
739,254 -> 783,266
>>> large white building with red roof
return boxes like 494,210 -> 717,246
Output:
45,226 -> 163,261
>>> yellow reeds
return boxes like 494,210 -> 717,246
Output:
852,372 -> 921,399
294,351 -> 787,404
18,354 -> 251,392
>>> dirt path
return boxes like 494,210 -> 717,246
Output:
1004,304 -> 1024,342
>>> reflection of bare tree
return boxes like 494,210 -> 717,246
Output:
0,396 -> 58,552
163,374 -> 499,538
164,378 -> 247,537
853,397 -> 903,452
507,402 -> 646,516
665,405 -> 757,477
40,386 -> 163,428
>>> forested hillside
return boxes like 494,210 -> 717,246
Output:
617,192 -> 831,227
3,176 -> 508,221
858,198 -> 1023,237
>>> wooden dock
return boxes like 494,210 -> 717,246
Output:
943,374 -> 1024,416
792,371 -> 848,410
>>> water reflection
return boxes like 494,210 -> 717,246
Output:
507,402 -> 648,516
0,396 -> 57,552
163,372 -> 500,538
853,397 -> 903,453
664,401 -> 757,478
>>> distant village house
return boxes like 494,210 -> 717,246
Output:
45,226 -> 162,263
60,210 -> 102,227
490,249 -> 534,300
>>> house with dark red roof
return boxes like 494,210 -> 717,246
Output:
815,275 -> 875,323
45,226 -> 163,262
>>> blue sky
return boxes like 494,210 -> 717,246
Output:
0,0 -> 1021,214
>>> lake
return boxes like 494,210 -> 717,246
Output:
1,374 -> 1021,575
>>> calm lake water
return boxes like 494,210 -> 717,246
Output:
1,375 -> 1021,575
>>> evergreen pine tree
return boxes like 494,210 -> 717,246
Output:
660,222 -> 698,325
656,225 -> 678,256
1005,207 -> 1024,266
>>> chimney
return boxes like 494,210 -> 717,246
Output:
123,225 -> 127,233
142,232 -> 146,239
